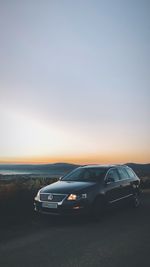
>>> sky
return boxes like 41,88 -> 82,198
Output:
0,0 -> 150,164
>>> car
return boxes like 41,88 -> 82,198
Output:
34,164 -> 141,218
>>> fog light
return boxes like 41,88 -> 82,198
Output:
73,206 -> 80,209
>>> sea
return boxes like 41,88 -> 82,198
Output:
0,170 -> 31,175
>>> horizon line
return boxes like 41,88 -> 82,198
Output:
0,161 -> 150,165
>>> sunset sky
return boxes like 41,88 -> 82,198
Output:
0,0 -> 150,164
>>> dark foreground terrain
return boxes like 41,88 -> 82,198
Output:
0,190 -> 150,267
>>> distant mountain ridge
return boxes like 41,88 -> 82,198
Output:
126,163 -> 150,177
0,162 -> 79,174
0,162 -> 150,177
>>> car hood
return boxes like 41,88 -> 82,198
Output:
40,180 -> 96,194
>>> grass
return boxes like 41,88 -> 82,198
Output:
0,176 -> 58,224
0,176 -> 58,200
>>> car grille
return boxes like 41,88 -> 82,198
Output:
40,193 -> 67,202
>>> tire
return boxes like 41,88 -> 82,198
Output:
92,196 -> 106,220
132,191 -> 140,208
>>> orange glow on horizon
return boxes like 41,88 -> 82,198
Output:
0,152 -> 149,165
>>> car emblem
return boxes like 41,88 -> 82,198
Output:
48,193 -> 53,200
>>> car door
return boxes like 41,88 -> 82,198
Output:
117,167 -> 133,198
104,168 -> 123,204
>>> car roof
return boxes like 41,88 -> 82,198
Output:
80,164 -> 128,169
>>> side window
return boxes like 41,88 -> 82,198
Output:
125,168 -> 136,179
118,167 -> 130,180
106,168 -> 120,182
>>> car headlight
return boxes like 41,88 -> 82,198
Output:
67,193 -> 87,201
35,190 -> 41,201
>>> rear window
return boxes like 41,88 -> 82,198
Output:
125,168 -> 137,179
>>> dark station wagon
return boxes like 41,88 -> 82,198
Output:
34,165 -> 141,218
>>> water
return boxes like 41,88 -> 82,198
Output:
0,170 -> 31,175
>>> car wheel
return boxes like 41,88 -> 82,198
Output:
132,191 -> 140,208
92,197 -> 106,220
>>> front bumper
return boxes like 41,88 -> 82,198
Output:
34,199 -> 90,216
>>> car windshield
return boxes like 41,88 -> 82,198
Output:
62,167 -> 108,182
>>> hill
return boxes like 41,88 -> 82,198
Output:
126,163 -> 150,177
0,162 -> 79,175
